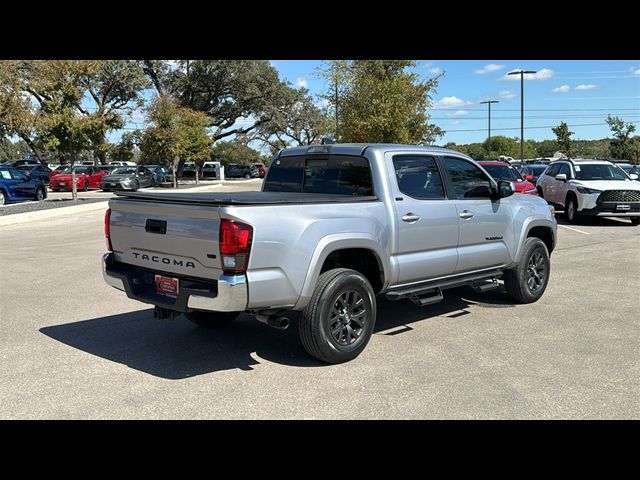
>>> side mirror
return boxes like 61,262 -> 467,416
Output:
630,173 -> 638,180
555,173 -> 567,182
492,180 -> 515,199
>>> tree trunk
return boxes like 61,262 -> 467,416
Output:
172,156 -> 178,189
97,150 -> 107,165
195,165 -> 199,185
71,165 -> 78,201
20,134 -> 44,163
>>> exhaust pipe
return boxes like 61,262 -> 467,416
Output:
153,307 -> 179,321
267,316 -> 290,330
255,310 -> 290,330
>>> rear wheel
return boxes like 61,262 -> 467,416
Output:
184,311 -> 240,327
503,237 -> 550,304
631,217 -> 640,225
299,268 -> 376,364
565,197 -> 579,224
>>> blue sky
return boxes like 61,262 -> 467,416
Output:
114,60 -> 639,148
272,59 -> 640,145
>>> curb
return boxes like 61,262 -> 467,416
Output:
0,201 -> 109,227
0,180 -> 260,227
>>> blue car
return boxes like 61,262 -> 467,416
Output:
0,166 -> 48,206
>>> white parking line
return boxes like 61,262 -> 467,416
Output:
558,224 -> 591,235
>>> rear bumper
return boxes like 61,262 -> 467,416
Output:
101,253 -> 248,312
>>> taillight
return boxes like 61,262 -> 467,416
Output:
104,208 -> 113,252
219,219 -> 253,275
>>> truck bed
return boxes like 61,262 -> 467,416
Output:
114,190 -> 378,206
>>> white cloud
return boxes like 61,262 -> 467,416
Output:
427,66 -> 443,75
449,120 -> 462,125
499,90 -> 516,99
629,67 -> 640,75
552,85 -> 570,93
474,63 -> 506,75
295,77 -> 308,88
575,84 -> 598,91
449,110 -> 469,117
315,98 -> 330,109
433,96 -> 471,108
502,68 -> 554,81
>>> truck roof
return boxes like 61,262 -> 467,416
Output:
278,143 -> 466,158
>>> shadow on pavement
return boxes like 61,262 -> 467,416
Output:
40,286 -> 515,379
555,212 -> 636,228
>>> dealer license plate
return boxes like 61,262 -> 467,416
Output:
155,275 -> 179,298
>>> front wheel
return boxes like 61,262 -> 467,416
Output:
0,190 -> 5,205
83,181 -> 89,192
565,197 -> 579,223
503,237 -> 550,304
131,180 -> 139,191
184,311 -> 240,327
36,187 -> 45,201
299,268 -> 376,364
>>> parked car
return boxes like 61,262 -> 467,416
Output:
225,163 -> 260,179
16,165 -> 53,186
478,161 -> 538,195
109,161 -> 136,166
536,158 -> 640,224
181,162 -> 196,178
48,164 -> 71,181
145,165 -> 175,186
101,166 -> 155,192
519,164 -> 549,186
50,166 -> 107,192
97,165 -> 120,174
103,143 -> 557,364
2,159 -> 41,168
202,162 -> 221,179
252,163 -> 267,178
0,166 -> 48,205
616,163 -> 639,180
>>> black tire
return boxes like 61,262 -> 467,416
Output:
503,237 -> 550,304
244,173 -> 250,179
631,217 -> 640,225
299,268 -> 376,364
565,196 -> 579,224
131,180 -> 139,191
0,190 -> 5,205
35,187 -> 45,201
537,187 -> 544,198
83,181 -> 89,192
184,310 -> 240,327
102,188 -> 110,192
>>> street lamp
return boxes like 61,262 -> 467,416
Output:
507,69 -> 537,161
480,100 -> 499,156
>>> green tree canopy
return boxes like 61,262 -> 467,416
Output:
606,115 -> 637,160
211,139 -> 263,167
551,121 -> 574,157
321,60 -> 443,144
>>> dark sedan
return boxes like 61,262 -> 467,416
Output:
146,165 -> 175,186
101,166 -> 155,192
16,165 -> 53,186
520,164 -> 549,186
0,166 -> 47,205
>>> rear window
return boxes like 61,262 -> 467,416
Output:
264,155 -> 372,195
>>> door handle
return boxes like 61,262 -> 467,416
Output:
459,210 -> 475,219
402,213 -> 420,223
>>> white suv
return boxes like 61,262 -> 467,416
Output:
536,159 -> 640,225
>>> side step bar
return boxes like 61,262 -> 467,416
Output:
385,269 -> 503,306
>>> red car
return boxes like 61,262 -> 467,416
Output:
252,163 -> 266,178
478,161 -> 538,195
50,166 -> 107,192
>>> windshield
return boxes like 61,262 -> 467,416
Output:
530,166 -> 548,175
112,167 -> 136,175
573,164 -> 628,181
482,164 -> 522,181
60,167 -> 90,174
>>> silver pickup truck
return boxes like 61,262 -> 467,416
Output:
103,144 -> 557,363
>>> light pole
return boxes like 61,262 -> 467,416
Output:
507,69 -> 537,161
480,100 -> 499,156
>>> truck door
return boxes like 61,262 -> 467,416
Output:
441,156 -> 513,273
388,154 -> 459,284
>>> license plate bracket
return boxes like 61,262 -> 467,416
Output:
155,275 -> 179,298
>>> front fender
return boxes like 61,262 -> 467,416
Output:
293,234 -> 390,310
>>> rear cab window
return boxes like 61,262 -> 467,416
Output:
264,155 -> 373,196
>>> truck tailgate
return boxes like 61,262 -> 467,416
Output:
109,198 -> 223,280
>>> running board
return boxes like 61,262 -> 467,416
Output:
386,269 -> 503,304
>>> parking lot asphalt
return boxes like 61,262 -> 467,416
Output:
0,192 -> 638,419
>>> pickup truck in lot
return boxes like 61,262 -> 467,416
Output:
102,144 -> 557,363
